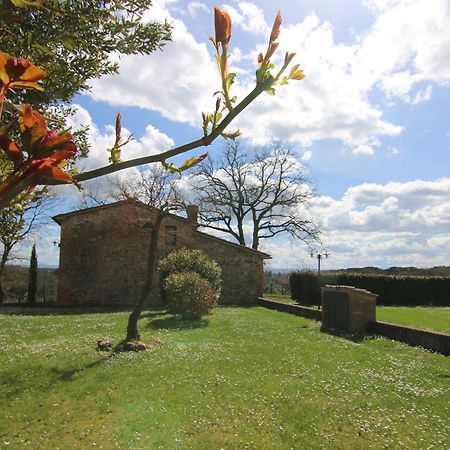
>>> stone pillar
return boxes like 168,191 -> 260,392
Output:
321,285 -> 377,333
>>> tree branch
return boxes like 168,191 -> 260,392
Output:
45,82 -> 269,186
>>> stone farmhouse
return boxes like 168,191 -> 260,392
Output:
53,199 -> 270,306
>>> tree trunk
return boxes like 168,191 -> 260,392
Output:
0,274 -> 4,304
0,248 -> 10,304
251,213 -> 260,250
125,212 -> 165,341
237,217 -> 246,246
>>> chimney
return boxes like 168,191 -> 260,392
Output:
186,205 -> 199,224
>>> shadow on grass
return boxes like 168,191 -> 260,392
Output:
140,307 -> 168,319
49,354 -> 113,381
0,305 -> 134,316
147,315 -> 209,331
320,328 -> 369,343
1,356 -> 113,396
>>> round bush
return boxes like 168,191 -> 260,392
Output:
163,271 -> 218,319
159,249 -> 222,293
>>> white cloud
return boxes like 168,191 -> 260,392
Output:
411,85 -> 433,105
388,146 -> 400,156
67,105 -> 173,172
361,0 -> 450,96
84,0 -> 449,153
353,144 -> 374,155
88,2 -> 218,126
62,104 -> 175,203
301,150 -> 312,161
222,2 -> 268,35
229,11 -> 404,150
186,1 -> 208,17
262,178 -> 450,269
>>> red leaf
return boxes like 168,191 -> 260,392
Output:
0,134 -> 23,168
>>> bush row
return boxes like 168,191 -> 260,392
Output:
289,271 -> 450,306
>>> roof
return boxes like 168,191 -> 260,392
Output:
52,199 -> 147,225
53,199 -> 271,259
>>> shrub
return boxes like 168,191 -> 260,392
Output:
163,271 -> 218,319
289,271 -> 450,306
159,249 -> 222,293
289,271 -> 321,306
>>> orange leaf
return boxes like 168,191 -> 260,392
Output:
284,52 -> 296,66
33,161 -> 73,184
214,7 -> 231,46
48,147 -> 77,163
19,104 -> 48,152
0,52 -> 46,91
269,11 -> 282,45
263,42 -> 279,64
9,80 -> 44,91
0,134 -> 23,168
38,134 -> 76,157
19,104 -> 47,134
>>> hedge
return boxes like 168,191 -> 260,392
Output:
289,272 -> 450,306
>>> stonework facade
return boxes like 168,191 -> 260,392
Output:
54,200 -> 269,306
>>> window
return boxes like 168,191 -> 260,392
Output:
165,226 -> 177,247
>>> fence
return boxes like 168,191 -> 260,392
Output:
264,282 -> 291,296
2,285 -> 57,305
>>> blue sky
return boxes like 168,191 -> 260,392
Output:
26,0 -> 450,270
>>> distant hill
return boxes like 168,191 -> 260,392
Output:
266,266 -> 450,277
334,266 -> 450,277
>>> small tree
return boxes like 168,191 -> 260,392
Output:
26,243 -> 37,304
123,172 -> 181,342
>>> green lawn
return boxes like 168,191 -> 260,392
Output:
0,306 -> 449,449
264,293 -> 296,304
376,307 -> 450,334
264,294 -> 450,334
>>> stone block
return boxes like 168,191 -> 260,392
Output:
321,285 -> 377,333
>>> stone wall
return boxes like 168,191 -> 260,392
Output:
257,298 -> 322,320
56,201 -> 267,306
194,231 -> 265,304
257,297 -> 450,356
368,321 -> 450,356
57,202 -> 150,305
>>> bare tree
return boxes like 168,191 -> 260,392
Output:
192,141 -> 319,250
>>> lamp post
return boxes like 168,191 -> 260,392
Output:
310,248 -> 329,277
310,247 -> 329,310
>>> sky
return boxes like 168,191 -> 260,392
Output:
22,0 -> 450,271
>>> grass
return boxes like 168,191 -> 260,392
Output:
264,294 -> 450,334
0,306 -> 449,449
376,306 -> 450,334
264,293 -> 296,304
